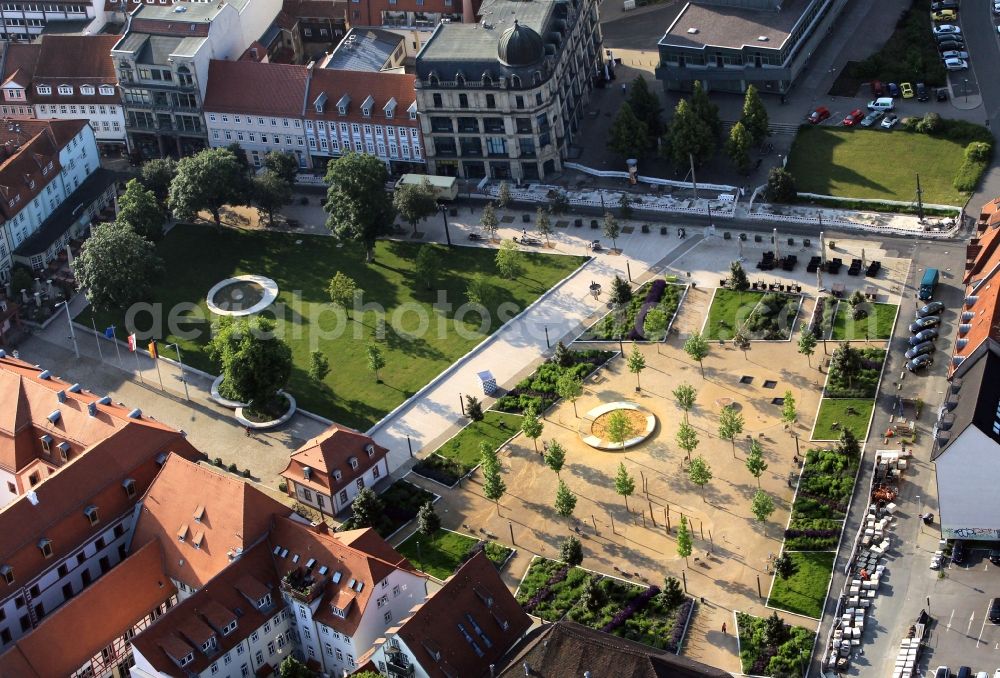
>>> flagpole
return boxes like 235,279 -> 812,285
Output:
110,325 -> 123,367
152,351 -> 164,391
90,316 -> 104,362
129,333 -> 144,384
169,342 -> 190,400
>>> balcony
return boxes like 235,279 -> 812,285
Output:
280,568 -> 326,604
386,652 -> 414,678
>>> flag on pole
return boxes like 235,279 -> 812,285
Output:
104,326 -> 115,339
127,333 -> 137,352
148,341 -> 158,360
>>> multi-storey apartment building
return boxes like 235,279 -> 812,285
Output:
0,0 -> 112,42
0,36 -> 128,155
281,424 -> 390,518
413,0 -> 604,182
202,58 -> 422,173
0,118 -> 116,281
112,0 -> 281,159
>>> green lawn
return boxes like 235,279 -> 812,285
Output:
812,398 -> 875,441
705,289 -> 766,340
433,410 -> 523,471
83,225 -> 585,429
768,551 -> 836,619
396,529 -> 512,579
788,126 -> 970,205
830,302 -> 897,340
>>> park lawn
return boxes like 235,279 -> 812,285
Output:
831,302 -> 897,340
395,529 -> 512,579
788,126 -> 969,205
767,551 -> 836,619
433,410 -> 523,471
812,398 -> 875,442
704,289 -> 766,340
83,225 -> 585,429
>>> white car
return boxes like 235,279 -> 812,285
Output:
933,24 -> 961,35
944,57 -> 968,71
941,50 -> 969,60
881,113 -> 899,129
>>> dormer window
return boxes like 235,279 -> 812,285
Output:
201,636 -> 216,653
349,457 -> 359,469
36,85 -> 51,96
314,91 -> 327,114
222,619 -> 237,635
57,85 -> 73,95
339,105 -> 347,115
39,434 -> 52,454
84,505 -> 99,526
365,444 -> 375,457
257,593 -> 271,609
333,470 -> 342,480
80,85 -> 95,95
57,441 -> 70,461
99,85 -> 114,96
122,478 -> 136,498
38,538 -> 53,559
178,652 -> 194,667
0,565 -> 12,585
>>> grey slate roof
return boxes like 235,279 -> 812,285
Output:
934,341 -> 1000,458
325,27 -> 403,72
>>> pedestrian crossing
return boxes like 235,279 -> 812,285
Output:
722,120 -> 801,136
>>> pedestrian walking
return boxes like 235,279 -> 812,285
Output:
245,426 -> 252,437
722,622 -> 727,635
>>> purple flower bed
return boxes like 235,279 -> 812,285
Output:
664,599 -> 694,653
522,565 -> 569,613
750,646 -> 778,675
627,280 -> 668,340
601,584 -> 661,633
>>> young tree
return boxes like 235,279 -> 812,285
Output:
643,307 -> 669,346
690,80 -> 722,138
618,193 -> 633,220
663,576 -> 685,607
309,350 -> 330,383
610,274 -> 632,306
535,206 -> 553,246
627,346 -> 646,390
554,340 -> 574,367
676,421 -> 699,462
839,427 -> 861,456
676,514 -> 693,566
465,273 -> 493,307
614,462 -> 636,511
750,489 -> 776,523
773,552 -> 798,580
465,395 -> 484,421
781,390 -> 797,426
366,343 -> 386,382
606,410 -> 636,451
116,178 -> 165,241
263,151 -> 299,185
497,181 -> 512,211
733,330 -> 751,359
672,383 -> 697,424
414,246 -> 441,290
683,333 -> 710,377
393,180 -> 437,235
168,147 -> 247,229
608,102 -> 650,160
74,222 -> 163,311
348,486 -> 384,528
480,201 -> 500,241
252,170 -> 292,228
667,98 -> 715,167
740,84 -> 769,146
745,439 -> 768,487
726,120 -> 753,174
603,211 -> 621,252
581,574 -> 605,610
556,372 -> 584,417
688,455 -> 713,500
207,317 -> 292,411
139,157 -> 177,208
417,500 -> 441,536
550,191 -> 570,216
280,656 -> 316,678
481,441 -> 507,515
545,440 -> 566,478
730,260 -> 750,296
495,239 -> 522,279
765,167 -> 797,203
627,74 -> 664,137
328,271 -> 362,320
560,535 -> 583,566
324,152 -> 396,262
798,330 -> 818,368
718,404 -> 745,458
554,479 -> 577,518
763,611 -> 789,647
521,405 -> 544,454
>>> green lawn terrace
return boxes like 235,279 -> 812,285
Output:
395,529 -> 513,579
705,289 -> 801,341
578,280 -> 684,341
85,225 -> 586,429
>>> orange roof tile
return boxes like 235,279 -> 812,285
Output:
304,69 -> 416,127
203,59 -> 309,118
0,540 -> 174,677
281,425 -> 388,495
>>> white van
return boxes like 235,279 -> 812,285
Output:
867,97 -> 894,111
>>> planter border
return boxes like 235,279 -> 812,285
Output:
236,392 -> 296,429
573,281 -> 688,344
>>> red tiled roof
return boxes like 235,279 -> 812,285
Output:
281,0 -> 348,19
281,424 -> 388,495
0,43 -> 40,86
304,69 -> 416,125
28,35 -> 121,105
394,551 -> 531,678
0,540 -> 175,677
203,59 -> 309,118
0,119 -> 88,222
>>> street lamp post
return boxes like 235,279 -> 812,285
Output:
965,78 -> 969,103
57,301 -> 79,359
168,342 -> 191,401
439,204 -> 452,247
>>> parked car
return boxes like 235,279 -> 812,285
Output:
917,301 -> 946,317
808,106 -> 831,123
934,668 -> 950,678
941,50 -> 969,60
945,58 -> 969,71
907,354 -> 934,372
937,39 -> 966,51
860,110 -> 883,127
990,548 -> 1000,565
905,341 -> 936,359
931,9 -> 957,21
934,33 -> 964,44
932,0 -> 958,9
909,328 -> 939,345
991,597 -> 1000,623
952,539 -> 967,564
995,1 -> 1000,14
868,97 -> 895,111
843,108 -> 864,126
881,113 -> 900,129
871,79 -> 885,96
888,82 -> 901,97
909,315 -> 942,332
958,668 -> 972,678
933,24 -> 961,35
937,87 -> 950,101
901,82 -> 915,98
917,82 -> 929,101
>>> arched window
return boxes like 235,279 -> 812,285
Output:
428,73 -> 439,86
482,72 -> 493,87
455,72 -> 465,86
510,74 -> 521,88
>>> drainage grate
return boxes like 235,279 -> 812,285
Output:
740,376 -> 753,384
763,380 -> 778,389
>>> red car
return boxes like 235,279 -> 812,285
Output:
842,108 -> 864,126
808,106 -> 831,124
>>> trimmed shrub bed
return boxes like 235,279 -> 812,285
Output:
411,454 -> 465,486
516,557 -> 591,621
744,292 -> 801,340
494,349 -> 614,414
581,280 -> 683,341
339,480 -> 435,537
791,447 -> 860,522
738,611 -> 817,677
825,346 -> 886,399
784,518 -> 842,551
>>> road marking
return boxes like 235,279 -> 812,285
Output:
969,610 -> 976,636
977,613 -> 988,648
949,609 -> 955,630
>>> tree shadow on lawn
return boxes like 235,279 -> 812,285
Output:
789,128 -> 895,197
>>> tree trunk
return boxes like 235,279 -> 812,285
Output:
731,439 -> 736,459
624,494 -> 629,512
366,244 -> 375,263
573,401 -> 578,418
212,208 -> 222,230
699,360 -> 705,377
532,439 -> 538,454
495,499 -> 500,516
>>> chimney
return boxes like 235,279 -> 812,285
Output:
26,491 -> 38,506
489,665 -> 496,677
523,662 -> 530,676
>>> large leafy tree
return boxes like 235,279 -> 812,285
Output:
608,102 -> 650,160
279,656 -> 316,678
628,74 -> 664,137
207,316 -> 293,410
417,500 -> 441,536
350,487 -> 384,529
667,98 -> 715,168
726,121 -> 753,175
116,178 -> 164,241
168,147 -> 247,228
765,167 -> 797,203
324,152 -> 396,262
139,157 -> 177,208
252,170 -> 292,228
740,84 -> 769,146
264,151 -> 299,185
690,80 -> 721,138
74,221 -> 163,311
393,180 -> 438,235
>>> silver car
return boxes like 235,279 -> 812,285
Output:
944,57 -> 968,71
941,50 -> 969,60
